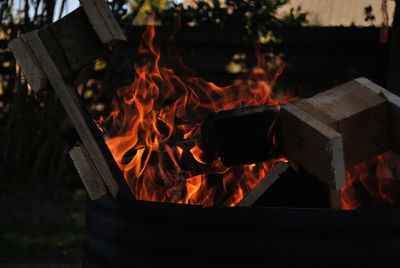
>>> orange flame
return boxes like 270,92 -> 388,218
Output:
100,23 -> 293,206
342,152 -> 400,209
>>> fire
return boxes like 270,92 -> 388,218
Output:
342,152 -> 400,209
100,23 -> 293,206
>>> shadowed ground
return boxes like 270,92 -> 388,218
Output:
0,179 -> 86,265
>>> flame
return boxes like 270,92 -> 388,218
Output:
100,23 -> 294,206
189,144 -> 207,164
342,152 -> 400,209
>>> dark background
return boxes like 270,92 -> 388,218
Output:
0,0 -> 399,264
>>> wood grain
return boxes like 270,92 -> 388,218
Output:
34,7 -> 108,80
292,79 -> 389,167
70,144 -> 107,200
48,7 -> 107,72
8,38 -> 47,92
80,0 -> 127,46
280,103 -> 345,189
355,77 -> 400,156
35,26 -> 74,80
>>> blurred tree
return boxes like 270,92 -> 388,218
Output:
130,0 -> 170,24
157,0 -> 307,41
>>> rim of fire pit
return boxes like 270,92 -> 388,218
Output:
83,193 -> 400,267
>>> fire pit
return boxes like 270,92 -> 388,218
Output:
83,195 -> 400,267
8,0 -> 400,266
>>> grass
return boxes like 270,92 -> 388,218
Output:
0,175 -> 87,264
0,222 -> 85,263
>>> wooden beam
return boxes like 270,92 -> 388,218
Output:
46,7 -> 107,73
280,103 -> 345,190
79,0 -> 127,46
355,77 -> 400,156
13,5 -> 124,83
329,188 -> 342,210
34,7 -> 108,80
22,30 -> 131,199
236,161 -> 290,207
8,38 -> 47,92
291,79 -> 389,168
35,24 -> 74,80
69,144 -> 107,200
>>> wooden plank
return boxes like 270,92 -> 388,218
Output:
48,7 -> 107,72
80,0 -> 127,46
35,26 -> 74,80
236,161 -> 290,207
292,79 -> 389,167
329,188 -> 342,210
22,30 -> 132,199
70,144 -> 107,200
355,77 -> 400,156
8,38 -> 47,92
280,103 -> 345,189
34,7 -> 108,80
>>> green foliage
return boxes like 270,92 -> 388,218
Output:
281,6 -> 307,26
0,222 -> 84,262
128,0 -> 171,24
127,0 -> 307,41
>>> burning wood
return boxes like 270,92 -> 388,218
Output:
9,0 -> 400,209
93,21 -> 290,206
237,161 -> 290,207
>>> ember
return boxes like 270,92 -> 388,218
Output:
99,22 -> 291,206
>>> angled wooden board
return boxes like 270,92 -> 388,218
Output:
80,0 -> 127,46
22,30 -> 132,199
237,161 -> 290,207
8,38 -> 47,92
